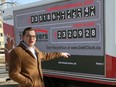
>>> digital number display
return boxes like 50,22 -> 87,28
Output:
56,29 -> 96,39
52,22 -> 98,43
30,6 -> 95,23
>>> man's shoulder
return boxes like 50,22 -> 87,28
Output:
12,46 -> 24,52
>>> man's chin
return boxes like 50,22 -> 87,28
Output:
29,44 -> 34,47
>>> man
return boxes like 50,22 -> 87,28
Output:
9,27 -> 70,87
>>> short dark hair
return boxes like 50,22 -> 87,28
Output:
23,27 -> 35,36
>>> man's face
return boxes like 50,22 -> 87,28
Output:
22,30 -> 36,47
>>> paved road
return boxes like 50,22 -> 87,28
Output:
0,63 -> 18,87
0,82 -> 18,87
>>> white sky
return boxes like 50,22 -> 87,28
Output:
6,0 -> 42,4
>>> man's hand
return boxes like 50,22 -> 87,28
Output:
61,52 -> 70,58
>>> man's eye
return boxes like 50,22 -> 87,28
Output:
26,35 -> 36,38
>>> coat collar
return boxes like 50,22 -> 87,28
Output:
18,41 -> 38,59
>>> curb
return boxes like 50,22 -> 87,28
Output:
0,77 -> 7,83
0,78 -> 18,86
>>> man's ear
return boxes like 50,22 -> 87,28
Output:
22,36 -> 24,40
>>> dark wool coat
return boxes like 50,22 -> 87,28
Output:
9,42 -> 62,87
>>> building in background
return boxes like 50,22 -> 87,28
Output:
0,20 -> 4,49
0,0 -> 17,49
0,0 -> 5,49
